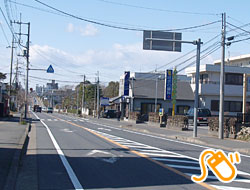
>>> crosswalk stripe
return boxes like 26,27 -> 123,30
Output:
166,164 -> 201,170
210,185 -> 249,190
153,158 -> 198,164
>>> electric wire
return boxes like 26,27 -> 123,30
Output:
33,0 -> 220,32
0,22 -> 11,46
95,0 -> 218,16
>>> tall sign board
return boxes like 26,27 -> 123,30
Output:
143,31 -> 182,52
124,71 -> 130,96
164,70 -> 173,100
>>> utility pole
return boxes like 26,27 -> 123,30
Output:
219,13 -> 226,139
8,34 -> 15,111
243,73 -> 247,123
155,75 -> 158,113
97,71 -> 100,119
24,22 -> 30,119
193,38 -> 202,138
94,77 -> 96,117
14,20 -> 30,119
82,75 -> 86,115
76,87 -> 79,112
15,59 -> 19,111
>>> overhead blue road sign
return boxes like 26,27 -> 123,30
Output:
47,65 -> 54,73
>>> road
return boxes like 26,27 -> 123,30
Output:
17,111 -> 250,190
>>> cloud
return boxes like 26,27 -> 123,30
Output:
66,23 -> 98,37
28,43 -> 217,88
66,23 -> 74,33
80,24 -> 98,36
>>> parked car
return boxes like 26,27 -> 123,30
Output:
42,107 -> 47,112
102,110 -> 116,118
47,107 -> 53,113
186,108 -> 211,126
36,106 -> 42,112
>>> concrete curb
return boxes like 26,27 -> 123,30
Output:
3,122 -> 30,190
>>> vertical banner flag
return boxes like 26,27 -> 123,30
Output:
164,70 -> 173,100
124,71 -> 130,96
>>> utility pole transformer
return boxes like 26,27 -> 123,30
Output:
219,13 -> 226,139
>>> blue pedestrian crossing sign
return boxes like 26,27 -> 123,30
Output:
47,65 -> 54,73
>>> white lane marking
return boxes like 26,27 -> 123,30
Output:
210,185 -> 250,190
97,128 -> 111,132
86,120 -> 250,159
41,119 -> 45,121
60,128 -> 74,133
234,179 -> 250,183
237,171 -> 250,177
32,112 -> 83,190
153,158 -> 198,164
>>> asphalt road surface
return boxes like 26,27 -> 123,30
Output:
26,111 -> 250,190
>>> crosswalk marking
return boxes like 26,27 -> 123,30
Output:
153,158 -> 198,164
86,128 -> 250,190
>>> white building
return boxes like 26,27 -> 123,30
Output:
186,64 -> 250,116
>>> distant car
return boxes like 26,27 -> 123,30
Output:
36,106 -> 42,113
47,107 -> 53,113
102,110 -> 116,118
186,108 -> 211,126
42,107 -> 47,112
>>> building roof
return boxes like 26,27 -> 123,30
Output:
214,54 -> 250,64
185,64 -> 250,75
133,79 -> 194,100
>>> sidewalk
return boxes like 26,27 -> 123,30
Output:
0,114 -> 30,190
81,115 -> 250,156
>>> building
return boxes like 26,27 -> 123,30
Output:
0,82 -> 9,117
116,72 -> 194,119
214,54 -> 250,67
36,84 -> 43,96
185,64 -> 250,116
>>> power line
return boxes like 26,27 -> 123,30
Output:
0,22 -> 11,46
33,0 -> 220,32
95,0 -> 218,16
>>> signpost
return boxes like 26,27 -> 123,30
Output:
47,65 -> 54,73
143,31 -> 202,137
164,70 -> 173,100
124,71 -> 130,96
100,97 -> 109,106
143,31 -> 182,52
159,108 -> 165,127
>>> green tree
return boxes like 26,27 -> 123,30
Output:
102,81 -> 119,98
0,72 -> 6,81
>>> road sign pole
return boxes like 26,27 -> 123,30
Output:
193,39 -> 202,138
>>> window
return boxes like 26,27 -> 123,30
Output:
211,100 -> 219,111
176,105 -> 190,115
225,73 -> 243,85
200,74 -> 209,84
211,100 -> 242,112
141,103 -> 161,114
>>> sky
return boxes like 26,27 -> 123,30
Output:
1,0 -> 250,89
